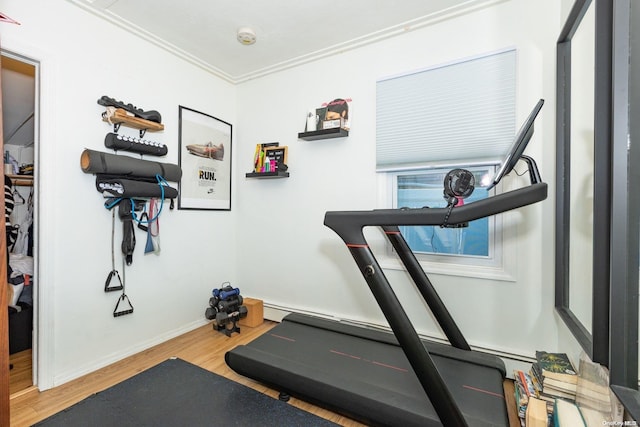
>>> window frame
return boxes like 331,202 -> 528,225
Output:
380,161 -> 517,282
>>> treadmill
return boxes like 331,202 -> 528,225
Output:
226,99 -> 546,427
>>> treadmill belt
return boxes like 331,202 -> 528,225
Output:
226,314 -> 509,427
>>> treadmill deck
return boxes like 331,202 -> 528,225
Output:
226,313 -> 509,427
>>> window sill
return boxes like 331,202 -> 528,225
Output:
378,255 -> 516,282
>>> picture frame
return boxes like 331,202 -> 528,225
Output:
178,106 -> 232,210
264,146 -> 288,169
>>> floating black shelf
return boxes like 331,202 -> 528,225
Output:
245,171 -> 290,179
298,127 -> 349,141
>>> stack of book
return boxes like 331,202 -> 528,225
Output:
531,351 -> 578,402
513,351 -> 624,426
514,369 -> 553,426
513,351 -> 577,426
514,369 -> 535,419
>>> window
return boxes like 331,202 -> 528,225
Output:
394,165 -> 494,257
376,50 -> 516,278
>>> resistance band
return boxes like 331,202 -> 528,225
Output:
113,256 -> 134,317
104,208 -> 124,293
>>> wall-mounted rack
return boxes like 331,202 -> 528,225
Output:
102,108 -> 164,138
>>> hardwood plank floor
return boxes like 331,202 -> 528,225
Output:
9,349 -> 33,395
9,321 -> 521,426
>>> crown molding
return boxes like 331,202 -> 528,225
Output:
67,0 -> 507,85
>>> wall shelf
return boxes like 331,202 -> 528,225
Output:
245,171 -> 290,179
298,127 -> 348,141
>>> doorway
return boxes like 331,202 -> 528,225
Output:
2,50 -> 38,394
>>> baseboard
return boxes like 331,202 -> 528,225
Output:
263,302 -> 534,378
52,318 -> 209,387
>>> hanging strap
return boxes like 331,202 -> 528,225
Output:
105,208 -> 124,292
118,200 -> 137,265
122,219 -> 135,265
144,201 -> 155,254
148,198 -> 160,254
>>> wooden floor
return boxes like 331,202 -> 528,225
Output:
9,349 -> 33,395
9,321 -> 521,427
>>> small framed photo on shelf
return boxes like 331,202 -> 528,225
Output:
302,98 -> 352,135
324,98 -> 350,130
264,146 -> 288,170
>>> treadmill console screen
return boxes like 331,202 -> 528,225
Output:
486,99 -> 544,190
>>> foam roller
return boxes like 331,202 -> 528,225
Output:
80,148 -> 181,182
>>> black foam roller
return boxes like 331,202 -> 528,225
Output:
80,149 -> 181,182
96,177 -> 178,199
104,133 -> 168,156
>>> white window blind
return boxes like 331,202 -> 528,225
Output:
376,50 -> 517,171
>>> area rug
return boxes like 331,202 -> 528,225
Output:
34,357 -> 338,427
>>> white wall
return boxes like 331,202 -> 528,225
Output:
235,0 -> 562,361
1,0 -> 238,389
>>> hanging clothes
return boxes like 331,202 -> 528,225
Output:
4,175 -> 18,247
12,187 -> 34,256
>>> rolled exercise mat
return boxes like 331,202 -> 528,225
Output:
80,149 -> 182,182
96,177 -> 178,199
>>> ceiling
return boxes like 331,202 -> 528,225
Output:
68,0 -> 501,83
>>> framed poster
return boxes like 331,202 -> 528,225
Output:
178,106 -> 232,210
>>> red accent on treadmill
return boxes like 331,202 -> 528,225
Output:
269,333 -> 296,342
330,349 -> 409,372
330,349 -> 361,360
371,360 -> 409,372
462,384 -> 505,399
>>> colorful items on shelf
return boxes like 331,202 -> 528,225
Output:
252,143 -> 287,173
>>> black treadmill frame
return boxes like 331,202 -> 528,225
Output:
323,162 -> 547,426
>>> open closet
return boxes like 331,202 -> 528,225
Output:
2,51 -> 37,399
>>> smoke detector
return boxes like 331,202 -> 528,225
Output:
237,27 -> 257,45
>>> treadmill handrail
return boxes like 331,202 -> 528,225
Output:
324,182 -> 548,245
